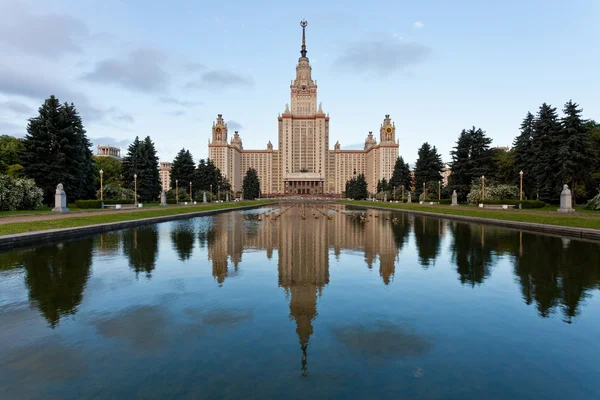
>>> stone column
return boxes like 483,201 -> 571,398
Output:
451,190 -> 458,206
52,183 -> 69,213
557,184 -> 575,213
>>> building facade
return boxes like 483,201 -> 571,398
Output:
208,21 -> 399,196
96,145 -> 121,159
159,161 -> 172,190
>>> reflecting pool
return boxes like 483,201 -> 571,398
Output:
1,204 -> 600,399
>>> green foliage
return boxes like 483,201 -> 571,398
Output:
376,177 -> 389,193
345,173 -> 368,200
419,181 -> 442,201
103,199 -> 135,205
414,142 -> 443,197
557,100 -> 597,204
439,199 -> 452,205
194,158 -> 225,193
96,183 -> 134,200
0,135 -> 25,177
513,112 -> 536,198
531,103 -> 562,203
94,156 -> 122,186
389,156 -> 412,190
450,126 -> 494,201
585,188 -> 600,210
21,96 -> 96,204
170,148 -> 196,189
121,136 -> 161,202
74,200 -> 103,209
166,188 -> 190,202
0,174 -> 44,211
243,168 -> 261,199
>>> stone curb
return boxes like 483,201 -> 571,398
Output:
0,203 -> 276,251
344,203 -> 600,242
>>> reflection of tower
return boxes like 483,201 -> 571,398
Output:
278,205 -> 329,377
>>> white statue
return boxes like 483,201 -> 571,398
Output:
52,183 -> 69,213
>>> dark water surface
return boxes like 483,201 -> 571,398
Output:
1,204 -> 600,399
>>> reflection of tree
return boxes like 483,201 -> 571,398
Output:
122,226 -> 159,279
448,223 -> 495,287
391,213 -> 411,252
513,234 -> 600,322
198,224 -> 217,249
170,220 -> 195,261
94,232 -> 121,256
22,238 -> 93,328
412,216 -> 441,268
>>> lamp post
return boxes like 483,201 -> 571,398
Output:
210,184 -> 213,202
393,186 -> 396,201
189,182 -> 192,202
218,185 -> 221,202
176,179 -> 178,204
99,169 -> 104,201
423,182 -> 426,199
481,175 -> 485,201
438,181 -> 441,201
402,186 -> 404,202
134,174 -> 138,205
519,170 -> 524,201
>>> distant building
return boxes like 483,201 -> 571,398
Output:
441,164 -> 451,187
159,161 -> 172,191
495,145 -> 510,152
96,145 -> 121,159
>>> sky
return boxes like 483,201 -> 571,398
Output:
0,0 -> 598,165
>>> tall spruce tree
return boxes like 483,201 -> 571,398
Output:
532,103 -> 561,203
242,168 -> 260,199
345,174 -> 368,199
22,96 -> 96,203
513,112 -> 536,199
450,126 -> 493,201
556,100 -> 596,204
122,136 -> 160,202
170,149 -> 196,189
414,142 -> 444,197
195,158 -> 223,193
389,156 -> 411,190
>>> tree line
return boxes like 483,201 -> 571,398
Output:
353,99 -> 599,205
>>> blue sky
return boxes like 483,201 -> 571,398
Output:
0,0 -> 598,165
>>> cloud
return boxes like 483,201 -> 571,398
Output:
331,321 -> 432,361
0,100 -> 34,114
332,35 -> 432,77
226,120 -> 243,130
185,69 -> 253,90
166,110 -> 185,117
84,49 -> 168,93
159,96 -> 201,108
414,21 -> 424,29
0,121 -> 26,136
0,3 -> 88,59
183,62 -> 207,72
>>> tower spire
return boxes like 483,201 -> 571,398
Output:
300,20 -> 308,58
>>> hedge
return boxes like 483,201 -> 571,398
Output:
75,200 -> 103,209
103,199 -> 135,205
439,199 -> 452,205
481,199 -> 545,209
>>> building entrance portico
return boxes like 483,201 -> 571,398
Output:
285,180 -> 324,195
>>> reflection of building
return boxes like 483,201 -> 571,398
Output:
208,22 -> 399,196
159,161 -> 172,190
96,145 -> 121,159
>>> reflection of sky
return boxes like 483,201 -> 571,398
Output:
1,207 -> 600,399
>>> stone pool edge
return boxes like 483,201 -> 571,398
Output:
343,203 -> 600,241
0,203 -> 276,250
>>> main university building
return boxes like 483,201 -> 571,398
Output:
209,21 -> 399,196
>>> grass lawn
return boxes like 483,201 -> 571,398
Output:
0,201 -> 274,236
339,200 -> 600,230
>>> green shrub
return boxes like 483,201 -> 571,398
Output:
0,174 -> 44,211
585,188 -> 600,210
96,183 -> 135,201
103,199 -> 135,205
75,200 -> 103,209
439,199 -> 452,205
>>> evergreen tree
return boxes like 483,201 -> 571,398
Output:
94,155 -> 122,186
557,100 -> 597,204
380,177 -> 388,192
513,112 -> 536,199
449,127 -> 493,201
532,103 -> 562,203
22,96 -> 96,203
414,142 -> 444,197
121,136 -> 160,202
195,158 -> 224,193
242,168 -> 260,199
170,149 -> 196,190
345,173 -> 368,200
389,156 -> 411,190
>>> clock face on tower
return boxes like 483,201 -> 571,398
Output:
386,126 -> 392,136
215,126 -> 222,133
301,85 -> 306,91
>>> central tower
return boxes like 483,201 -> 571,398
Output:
278,20 -> 330,195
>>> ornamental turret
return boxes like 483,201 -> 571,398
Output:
379,114 -> 396,143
